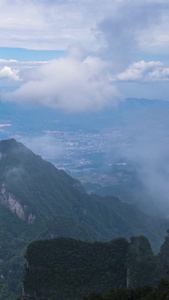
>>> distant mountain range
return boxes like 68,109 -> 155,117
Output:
0,139 -> 168,299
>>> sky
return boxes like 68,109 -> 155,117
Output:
1,0 -> 169,216
0,0 -> 169,111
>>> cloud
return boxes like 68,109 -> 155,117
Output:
0,0 -> 168,53
0,124 -> 11,128
124,135 -> 169,216
19,134 -> 64,160
0,0 -> 111,50
97,1 -> 169,70
5,166 -> 25,180
115,103 -> 169,216
112,61 -> 169,82
2,48 -> 121,112
0,66 -> 20,81
1,1 -> 169,106
0,59 -> 18,63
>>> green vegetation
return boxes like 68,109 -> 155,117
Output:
0,139 -> 168,299
158,230 -> 169,280
85,280 -> 169,300
22,237 -> 128,299
21,238 -> 126,299
19,234 -> 169,299
127,236 -> 159,287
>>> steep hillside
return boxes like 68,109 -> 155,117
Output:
18,236 -> 159,300
0,138 -> 168,299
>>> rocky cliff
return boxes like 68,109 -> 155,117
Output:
18,236 -> 160,300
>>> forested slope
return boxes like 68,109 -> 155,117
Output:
0,139 -> 168,299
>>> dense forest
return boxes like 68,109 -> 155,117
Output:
84,279 -> 169,300
17,233 -> 169,299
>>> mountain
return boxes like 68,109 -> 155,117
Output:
1,98 -> 169,217
18,234 -> 169,300
0,138 -> 168,299
18,236 -> 159,300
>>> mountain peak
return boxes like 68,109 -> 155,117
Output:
0,138 -> 24,152
0,138 -> 36,159
0,138 -> 20,146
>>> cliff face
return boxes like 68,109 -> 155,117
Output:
19,236 -> 160,300
0,183 -> 36,223
20,237 -> 129,300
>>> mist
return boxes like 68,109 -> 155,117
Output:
105,99 -> 169,217
19,134 -> 65,161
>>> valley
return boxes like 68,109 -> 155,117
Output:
1,98 -> 169,216
0,138 -> 168,299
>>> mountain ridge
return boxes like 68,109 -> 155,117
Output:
0,138 -> 168,299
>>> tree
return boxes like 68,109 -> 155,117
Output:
127,236 -> 160,287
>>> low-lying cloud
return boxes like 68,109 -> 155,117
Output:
2,49 -> 122,112
117,105 -> 169,216
112,61 -> 169,82
20,134 -> 64,160
0,66 -> 20,81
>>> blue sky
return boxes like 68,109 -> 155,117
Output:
0,48 -> 65,62
1,0 -> 169,112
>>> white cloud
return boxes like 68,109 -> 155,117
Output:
0,0 -> 113,50
0,0 -> 169,54
0,59 -> 48,86
112,61 -> 169,82
97,0 -> 169,71
2,48 -> 121,112
0,124 -> 11,128
0,59 -> 18,63
0,66 -> 20,81
1,1 -> 169,104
